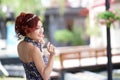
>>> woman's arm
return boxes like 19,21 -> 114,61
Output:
31,42 -> 55,80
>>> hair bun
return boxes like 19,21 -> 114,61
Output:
20,12 -> 26,17
15,12 -> 27,36
18,12 -> 26,23
15,12 -> 26,26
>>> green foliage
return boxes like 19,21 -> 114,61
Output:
115,10 -> 120,20
97,11 -> 115,20
1,0 -> 45,16
71,28 -> 85,46
58,0 -> 65,16
0,11 -> 6,19
97,10 -> 120,25
85,17 -> 101,37
54,28 -> 85,46
54,29 -> 73,43
86,25 -> 101,36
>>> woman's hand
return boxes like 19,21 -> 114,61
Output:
39,39 -> 45,48
47,42 -> 55,56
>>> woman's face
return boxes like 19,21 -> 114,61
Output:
27,21 -> 44,43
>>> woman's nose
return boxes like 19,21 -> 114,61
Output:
40,27 -> 44,33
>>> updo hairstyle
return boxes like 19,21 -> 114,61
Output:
15,12 -> 40,39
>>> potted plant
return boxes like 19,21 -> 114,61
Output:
97,10 -> 120,80
97,10 -> 120,27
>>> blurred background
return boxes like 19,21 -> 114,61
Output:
0,0 -> 120,80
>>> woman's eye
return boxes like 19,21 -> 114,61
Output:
36,26 -> 43,29
36,28 -> 40,29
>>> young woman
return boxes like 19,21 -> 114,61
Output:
15,12 -> 55,80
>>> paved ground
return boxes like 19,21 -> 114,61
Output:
0,77 -> 24,80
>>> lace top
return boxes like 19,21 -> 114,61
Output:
21,37 -> 48,80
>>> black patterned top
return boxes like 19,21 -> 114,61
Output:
21,36 -> 48,80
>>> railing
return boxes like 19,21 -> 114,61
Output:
55,45 -> 120,69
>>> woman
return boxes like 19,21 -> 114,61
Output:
15,12 -> 55,80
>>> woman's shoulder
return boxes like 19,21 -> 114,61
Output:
18,41 -> 39,62
18,40 -> 42,56
18,41 -> 37,55
18,41 -> 34,48
17,41 -> 23,50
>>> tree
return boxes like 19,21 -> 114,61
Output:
1,0 -> 45,16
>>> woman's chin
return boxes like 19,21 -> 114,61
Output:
38,38 -> 45,44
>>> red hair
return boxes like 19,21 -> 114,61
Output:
15,12 -> 40,39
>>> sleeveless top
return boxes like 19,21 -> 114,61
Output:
21,37 -> 48,80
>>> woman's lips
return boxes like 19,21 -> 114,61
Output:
39,34 -> 44,38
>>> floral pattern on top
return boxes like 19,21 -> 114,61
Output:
21,36 -> 48,80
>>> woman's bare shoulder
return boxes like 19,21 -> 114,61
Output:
18,41 -> 33,49
17,41 -> 40,62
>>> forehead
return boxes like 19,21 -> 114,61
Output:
37,21 -> 42,26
